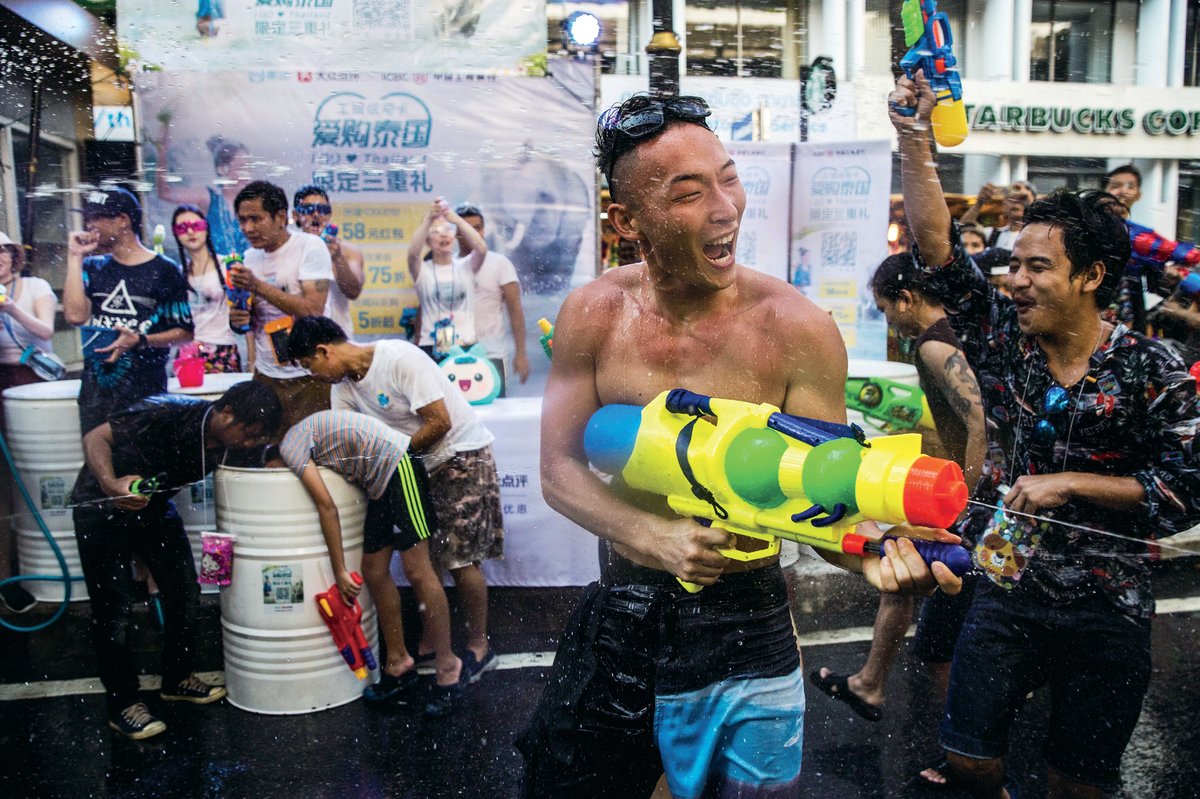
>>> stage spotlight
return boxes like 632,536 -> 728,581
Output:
563,11 -> 601,50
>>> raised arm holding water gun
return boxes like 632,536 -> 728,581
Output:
518,92 -> 961,799
893,71 -> 1200,798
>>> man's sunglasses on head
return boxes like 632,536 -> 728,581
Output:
599,96 -> 712,175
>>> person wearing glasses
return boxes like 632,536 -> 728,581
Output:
406,198 -> 488,360
64,188 -> 195,435
893,72 -> 1200,799
171,204 -> 243,372
292,186 -> 365,341
517,93 -> 963,799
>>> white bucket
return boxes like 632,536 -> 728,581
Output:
216,465 -> 378,715
169,373 -> 252,594
2,380 -> 87,602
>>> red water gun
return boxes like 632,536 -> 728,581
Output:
314,573 -> 377,679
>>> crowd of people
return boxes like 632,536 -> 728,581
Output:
0,176 -> 532,738
1,75 -> 1198,797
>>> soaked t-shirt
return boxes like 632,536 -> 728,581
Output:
71,395 -> 220,510
79,253 -> 194,433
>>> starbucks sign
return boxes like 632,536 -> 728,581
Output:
966,104 -> 1200,136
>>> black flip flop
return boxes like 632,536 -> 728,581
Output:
807,669 -> 883,722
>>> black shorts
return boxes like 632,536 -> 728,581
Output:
362,454 -> 438,555
912,572 -> 977,663
517,549 -> 801,799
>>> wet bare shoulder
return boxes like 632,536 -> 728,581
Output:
555,265 -> 643,350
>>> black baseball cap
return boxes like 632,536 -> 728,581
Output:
75,187 -> 141,218
454,202 -> 483,221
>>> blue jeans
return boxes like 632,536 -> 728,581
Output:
940,581 -> 1151,790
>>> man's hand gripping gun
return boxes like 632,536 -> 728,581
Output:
894,0 -> 968,147
584,389 -> 971,592
846,377 -> 936,434
221,253 -> 253,334
315,573 -> 378,679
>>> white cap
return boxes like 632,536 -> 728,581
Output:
0,232 -> 14,246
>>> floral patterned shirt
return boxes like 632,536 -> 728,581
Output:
913,227 -> 1200,618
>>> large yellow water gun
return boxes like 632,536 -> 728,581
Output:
584,389 -> 970,591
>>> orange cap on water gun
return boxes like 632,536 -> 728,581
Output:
902,456 -> 967,529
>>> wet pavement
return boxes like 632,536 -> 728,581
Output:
2,559 -> 1199,799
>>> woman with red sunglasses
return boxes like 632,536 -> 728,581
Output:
172,205 -> 244,373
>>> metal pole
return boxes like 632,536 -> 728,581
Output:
21,78 -> 43,274
647,0 -> 681,97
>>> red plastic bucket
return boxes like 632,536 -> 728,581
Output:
174,356 -> 205,388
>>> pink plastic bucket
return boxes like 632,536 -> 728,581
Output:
174,356 -> 205,388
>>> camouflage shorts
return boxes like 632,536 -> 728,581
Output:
427,446 -> 505,570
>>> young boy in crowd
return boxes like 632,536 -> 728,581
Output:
286,316 -> 504,684
277,409 -> 465,717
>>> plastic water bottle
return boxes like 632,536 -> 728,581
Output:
19,346 -> 66,381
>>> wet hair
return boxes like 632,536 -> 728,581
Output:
234,181 -> 289,217
1023,189 -> 1130,308
595,93 -> 713,204
171,204 -> 223,281
206,136 -> 249,173
959,224 -> 987,247
973,246 -> 1013,276
0,240 -> 25,276
1102,163 -> 1141,189
870,253 -> 936,302
293,184 -> 329,207
212,381 -> 283,436
286,315 -> 348,360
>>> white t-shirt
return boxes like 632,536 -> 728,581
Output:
413,257 -> 476,350
473,251 -> 520,361
324,282 -> 355,342
0,277 -> 54,365
244,231 -> 333,379
331,339 -> 493,470
187,267 -> 237,347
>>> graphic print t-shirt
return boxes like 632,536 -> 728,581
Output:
79,253 -> 193,432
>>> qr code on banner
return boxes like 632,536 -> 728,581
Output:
821,231 -> 857,267
353,0 -> 414,35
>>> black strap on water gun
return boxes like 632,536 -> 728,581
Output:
665,389 -> 728,521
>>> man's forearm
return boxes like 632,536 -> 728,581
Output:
331,248 -> 364,300
316,504 -> 348,573
543,457 -> 665,560
899,133 -> 953,267
147,327 -> 193,347
82,427 -> 119,493
504,287 -> 527,357
1068,473 -> 1145,511
409,422 -> 449,454
256,282 -> 323,318
63,256 -> 90,325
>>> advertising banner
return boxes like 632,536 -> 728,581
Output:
118,0 -> 546,73
791,140 -> 892,360
136,68 -> 596,395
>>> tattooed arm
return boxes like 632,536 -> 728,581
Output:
918,340 -> 986,490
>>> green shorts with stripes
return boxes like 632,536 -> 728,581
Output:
363,454 -> 439,555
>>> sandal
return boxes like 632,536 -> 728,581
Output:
808,669 -> 883,722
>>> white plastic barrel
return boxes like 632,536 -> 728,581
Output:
2,380 -> 87,602
216,465 -> 379,715
168,372 -> 252,594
